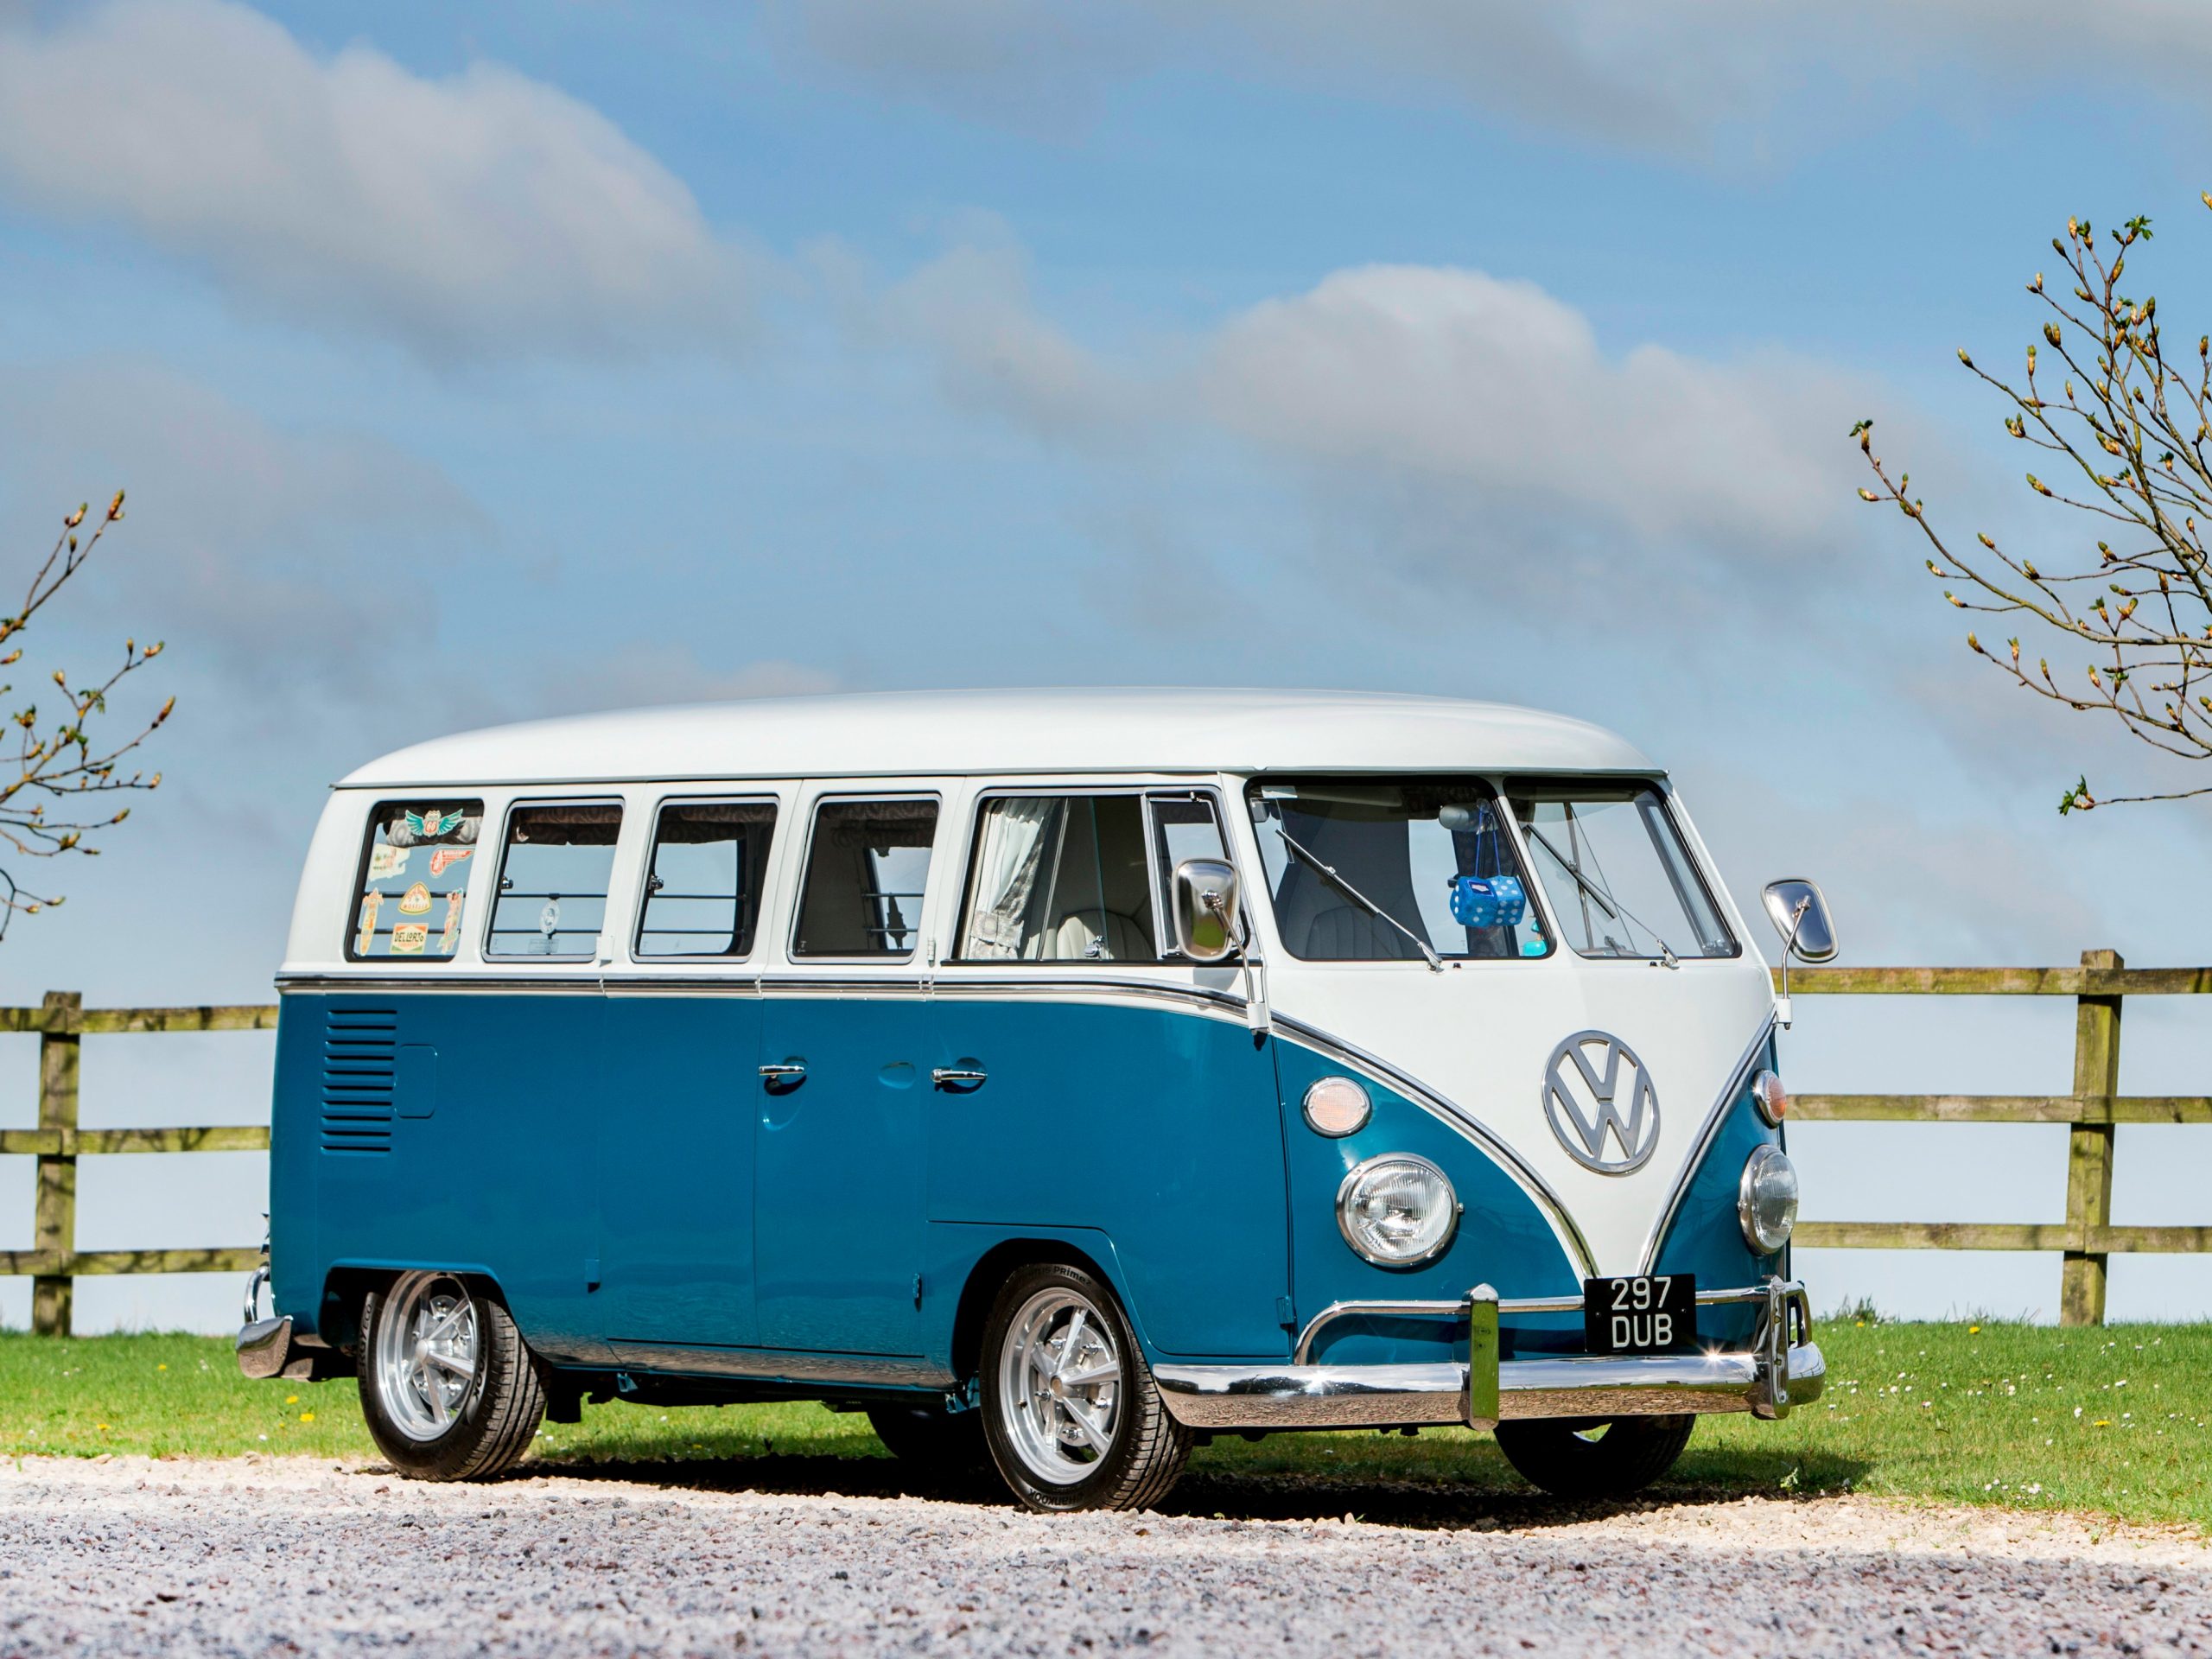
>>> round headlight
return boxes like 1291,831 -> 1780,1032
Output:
1337,1154 -> 1459,1268
1303,1076 -> 1372,1137
1738,1144 -> 1798,1254
1751,1069 -> 1789,1127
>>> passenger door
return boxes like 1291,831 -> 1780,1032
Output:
598,797 -> 782,1352
753,790 -> 944,1357
929,786 -> 1291,1360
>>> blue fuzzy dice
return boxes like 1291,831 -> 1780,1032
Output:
1448,874 -> 1527,929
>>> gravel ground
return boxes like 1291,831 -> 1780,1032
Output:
3,1456 -> 2210,1657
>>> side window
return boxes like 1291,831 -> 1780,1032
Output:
349,799 -> 484,961
958,795 -> 1160,963
635,799 -> 778,958
792,798 -> 938,959
486,801 -> 624,960
1147,792 -> 1229,958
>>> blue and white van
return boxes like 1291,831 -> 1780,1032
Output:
238,689 -> 1830,1510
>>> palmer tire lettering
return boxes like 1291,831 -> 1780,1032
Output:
979,1262 -> 1192,1514
866,1399 -> 988,1471
1492,1414 -> 1694,1499
358,1271 -> 546,1482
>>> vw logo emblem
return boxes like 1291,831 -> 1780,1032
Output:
1541,1031 -> 1661,1174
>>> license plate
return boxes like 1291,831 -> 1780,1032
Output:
1583,1274 -> 1695,1355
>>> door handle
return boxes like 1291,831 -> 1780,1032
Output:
931,1065 -> 988,1091
760,1060 -> 807,1091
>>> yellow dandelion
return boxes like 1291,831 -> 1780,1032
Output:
285,1395 -> 298,1405
156,1363 -> 168,1371
300,1412 -> 315,1423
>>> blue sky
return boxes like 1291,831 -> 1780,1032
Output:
3,0 -> 2211,1332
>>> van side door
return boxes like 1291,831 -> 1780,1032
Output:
928,785 -> 1290,1360
597,795 -> 782,1353
753,788 -> 945,1359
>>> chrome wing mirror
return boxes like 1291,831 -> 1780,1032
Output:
1761,877 -> 1836,1028
1172,858 -> 1243,963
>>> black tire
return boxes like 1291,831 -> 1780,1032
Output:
359,1271 -> 546,1481
978,1262 -> 1191,1513
866,1399 -> 988,1470
1493,1414 -> 1694,1498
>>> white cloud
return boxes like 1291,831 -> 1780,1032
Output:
0,0 -> 751,359
778,0 -> 2212,156
890,248 -> 1886,596
1201,264 -> 1859,559
0,357 -> 480,690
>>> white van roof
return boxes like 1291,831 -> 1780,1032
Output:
339,688 -> 1656,788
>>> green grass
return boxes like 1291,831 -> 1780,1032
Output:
5,1321 -> 2209,1529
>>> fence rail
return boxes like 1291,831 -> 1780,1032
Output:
3,953 -> 2207,1332
6,991 -> 274,1335
1780,948 -> 2212,1325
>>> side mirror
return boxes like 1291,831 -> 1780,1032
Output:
1761,878 -> 1838,963
1172,858 -> 1243,963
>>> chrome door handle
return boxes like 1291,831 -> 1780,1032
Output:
759,1060 -> 807,1087
931,1065 -> 988,1090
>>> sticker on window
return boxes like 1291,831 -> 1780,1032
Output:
351,800 -> 483,962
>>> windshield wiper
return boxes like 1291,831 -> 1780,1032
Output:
1522,823 -> 1680,969
1270,823 -> 1443,971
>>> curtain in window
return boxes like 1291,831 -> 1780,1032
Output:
964,798 -> 1062,959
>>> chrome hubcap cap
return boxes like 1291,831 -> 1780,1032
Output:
372,1271 -> 480,1442
999,1287 -> 1122,1484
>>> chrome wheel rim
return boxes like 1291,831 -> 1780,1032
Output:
998,1287 -> 1123,1484
372,1271 -> 481,1443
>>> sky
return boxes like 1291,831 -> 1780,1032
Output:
3,0 -> 2212,1333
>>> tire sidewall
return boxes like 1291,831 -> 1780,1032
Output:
979,1262 -> 1153,1512
1493,1414 -> 1694,1499
359,1273 -> 520,1480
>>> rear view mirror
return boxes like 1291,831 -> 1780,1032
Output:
1761,878 -> 1837,963
1172,858 -> 1243,963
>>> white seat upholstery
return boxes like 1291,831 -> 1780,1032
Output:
1045,909 -> 1152,962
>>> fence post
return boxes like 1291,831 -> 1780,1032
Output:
29,990 -> 82,1337
2061,950 -> 2122,1327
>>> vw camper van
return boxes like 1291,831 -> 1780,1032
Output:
237,689 -> 1831,1511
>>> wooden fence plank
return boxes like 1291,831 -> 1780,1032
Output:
1771,965 -> 2212,996
1795,1094 -> 2212,1124
1796,1221 -> 2078,1251
2063,950 -> 2124,1325
79,1006 -> 278,1034
1,1126 -> 272,1155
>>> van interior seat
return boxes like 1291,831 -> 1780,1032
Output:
1042,908 -> 1152,962
1304,904 -> 1426,961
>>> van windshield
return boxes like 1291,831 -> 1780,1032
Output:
1247,779 -> 1552,962
1506,778 -> 1737,961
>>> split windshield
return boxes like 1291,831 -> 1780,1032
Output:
1507,779 -> 1736,961
1247,779 -> 1551,963
1246,776 -> 1736,963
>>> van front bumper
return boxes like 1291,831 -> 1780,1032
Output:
1154,1276 -> 1821,1433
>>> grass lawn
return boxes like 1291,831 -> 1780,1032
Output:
4,1319 -> 2209,1529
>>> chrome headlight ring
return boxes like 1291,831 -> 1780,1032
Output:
1336,1153 -> 1461,1269
1738,1143 -> 1799,1255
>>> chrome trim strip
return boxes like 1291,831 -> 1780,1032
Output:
1268,1012 -> 1598,1279
1292,1278 -> 1796,1365
274,972 -> 1255,1020
1155,1341 -> 1826,1431
1635,1014 -> 1777,1274
603,1341 -> 956,1390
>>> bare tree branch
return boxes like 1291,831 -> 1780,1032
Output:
0,493 -> 175,938
1856,207 -> 2212,811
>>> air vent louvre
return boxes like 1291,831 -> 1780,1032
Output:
321,1007 -> 397,1154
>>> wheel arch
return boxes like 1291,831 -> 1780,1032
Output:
948,1235 -> 1136,1384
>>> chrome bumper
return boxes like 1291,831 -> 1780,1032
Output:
237,1313 -> 302,1381
1155,1276 -> 1821,1432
